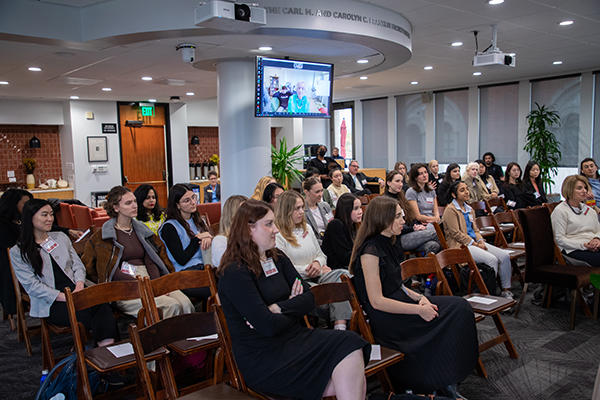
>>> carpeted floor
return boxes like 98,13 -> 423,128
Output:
1,283 -> 599,400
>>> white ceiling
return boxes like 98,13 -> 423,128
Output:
0,0 -> 598,103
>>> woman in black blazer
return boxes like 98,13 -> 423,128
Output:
322,194 -> 362,270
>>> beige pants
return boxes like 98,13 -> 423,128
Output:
116,265 -> 194,319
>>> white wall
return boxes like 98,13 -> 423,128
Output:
186,99 -> 219,127
169,103 -> 191,185
0,99 -> 64,125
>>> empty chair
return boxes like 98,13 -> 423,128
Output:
71,204 -> 94,231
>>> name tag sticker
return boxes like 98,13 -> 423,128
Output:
302,230 -> 309,239
469,214 -> 474,223
507,200 -> 517,207
261,258 -> 278,277
325,212 -> 334,222
121,261 -> 137,276
534,191 -> 541,199
426,197 -> 434,204
486,182 -> 492,189
361,179 -> 367,185
41,237 -> 59,253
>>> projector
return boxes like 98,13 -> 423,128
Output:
195,1 -> 267,33
473,52 -> 516,67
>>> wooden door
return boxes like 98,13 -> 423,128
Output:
119,104 -> 169,208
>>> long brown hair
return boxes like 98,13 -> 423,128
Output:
274,190 -> 307,247
218,200 -> 277,277
385,170 -> 416,224
349,196 -> 398,274
103,185 -> 131,218
408,163 -> 432,192
166,184 -> 208,238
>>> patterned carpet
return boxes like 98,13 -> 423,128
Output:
1,284 -> 599,400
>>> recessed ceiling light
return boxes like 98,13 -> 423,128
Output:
488,0 -> 504,4
149,99 -> 157,103
102,87 -> 111,91
360,76 -> 368,80
258,46 -> 272,51
28,67 -> 42,72
473,72 -> 482,76
451,42 -> 463,47
186,92 -> 195,96
411,81 -> 419,85
70,95 -> 79,99
0,81 -> 9,85
553,61 -> 563,65
357,59 -> 369,64
142,77 -> 153,81
559,20 -> 574,26
424,66 -> 433,70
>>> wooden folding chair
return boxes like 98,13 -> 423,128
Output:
486,197 -> 508,213
432,247 -> 519,378
432,222 -> 449,250
468,200 -> 491,215
360,195 -> 370,205
367,193 -> 380,202
306,280 -> 405,393
128,310 -> 251,400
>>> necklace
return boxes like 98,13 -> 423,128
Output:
568,202 -> 583,215
116,223 -> 133,235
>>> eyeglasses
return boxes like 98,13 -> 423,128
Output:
179,194 -> 198,205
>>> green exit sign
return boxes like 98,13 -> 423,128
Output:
141,106 -> 155,116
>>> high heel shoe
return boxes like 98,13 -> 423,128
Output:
441,383 -> 468,400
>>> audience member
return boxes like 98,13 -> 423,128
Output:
343,160 -> 384,196
327,168 -> 350,208
406,163 -> 440,223
461,161 -> 492,205
274,191 -> 352,330
442,182 -> 514,299
522,161 -> 547,206
303,177 -> 334,244
483,152 -> 504,182
475,159 -> 500,201
83,186 -> 193,318
304,167 -> 334,209
211,195 -> 247,268
503,162 -> 525,209
349,195 -> 478,396
551,175 -> 600,267
134,184 -> 166,235
428,159 -> 444,190
250,176 -> 276,200
262,182 -> 284,205
331,146 -> 346,167
580,158 -> 600,200
437,163 -> 460,207
307,145 -> 335,187
203,171 -> 221,203
322,193 -> 362,270
218,199 -> 369,400
393,161 -> 410,192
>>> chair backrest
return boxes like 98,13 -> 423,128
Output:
517,207 -> 556,281
57,203 -> 76,230
469,200 -> 491,215
129,311 -> 219,400
305,282 -> 357,331
487,197 -> 507,212
399,257 -> 453,296
197,202 -> 222,226
213,304 -> 248,393
432,222 -> 449,250
543,201 -> 561,214
71,204 -> 94,231
432,246 -> 490,295
367,193 -> 380,202
360,195 -> 369,205
92,215 -> 110,228
475,215 -> 502,246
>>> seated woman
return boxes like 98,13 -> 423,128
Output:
322,193 -> 362,270
522,161 -> 547,206
307,144 -> 336,187
406,163 -> 441,224
262,182 -> 284,205
303,177 -> 334,244
580,158 -> 600,201
350,195 -> 478,396
503,162 -> 525,209
475,159 -> 500,201
211,195 -> 247,268
11,199 -> 116,347
551,175 -> 600,267
160,184 -> 213,300
428,159 -> 444,190
250,176 -> 276,200
218,200 -> 370,400
462,161 -> 493,205
326,168 -> 350,208
437,163 -> 460,207
83,186 -> 193,318
134,184 -> 166,235
384,170 -> 441,255
274,190 -> 352,330
442,181 -> 514,299
393,161 -> 410,192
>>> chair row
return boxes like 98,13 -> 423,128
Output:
55,203 -> 109,231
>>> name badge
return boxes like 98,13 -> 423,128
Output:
121,261 -> 138,276
486,182 -> 492,189
534,191 -> 541,199
302,230 -> 309,239
507,200 -> 517,207
207,189 -> 213,193
426,197 -> 434,204
325,212 -> 334,223
361,179 -> 367,185
40,237 -> 59,253
584,206 -> 590,216
469,214 -> 474,223
322,159 -> 327,164
261,258 -> 278,277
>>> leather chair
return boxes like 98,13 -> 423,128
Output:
71,204 -> 94,231
57,203 -> 76,230
196,203 -> 221,226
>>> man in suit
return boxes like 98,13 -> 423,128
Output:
342,160 -> 384,196
203,171 -> 220,203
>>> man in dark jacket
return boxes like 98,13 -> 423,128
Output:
483,152 -> 504,182
342,160 -> 384,196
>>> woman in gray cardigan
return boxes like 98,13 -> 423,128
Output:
10,199 -> 115,347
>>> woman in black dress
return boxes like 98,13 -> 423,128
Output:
522,161 -> 547,206
218,200 -> 370,400
437,163 -> 461,206
322,193 -> 362,270
349,196 -> 478,396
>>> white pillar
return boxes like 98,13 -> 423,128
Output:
217,60 -> 271,201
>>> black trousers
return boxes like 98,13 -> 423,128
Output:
47,301 -> 116,344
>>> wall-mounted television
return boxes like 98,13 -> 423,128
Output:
255,56 -> 333,118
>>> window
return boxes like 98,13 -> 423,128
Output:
362,98 -> 388,168
531,75 -> 581,167
397,94 -> 426,166
479,83 -> 519,166
434,89 -> 468,164
332,104 -> 354,162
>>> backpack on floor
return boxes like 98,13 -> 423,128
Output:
459,262 -> 497,296
35,354 -> 101,400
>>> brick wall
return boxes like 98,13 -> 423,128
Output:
0,125 -> 62,187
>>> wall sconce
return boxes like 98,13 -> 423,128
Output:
29,136 -> 41,148
190,135 -> 200,145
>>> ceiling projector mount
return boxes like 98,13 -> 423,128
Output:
473,24 -> 516,67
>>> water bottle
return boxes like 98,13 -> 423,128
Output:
405,389 -> 413,394
424,278 -> 432,296
40,369 -> 49,385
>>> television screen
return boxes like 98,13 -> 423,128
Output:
255,56 -> 333,118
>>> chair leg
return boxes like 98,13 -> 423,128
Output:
40,319 -> 55,370
7,313 -> 16,331
475,357 -> 487,378
594,288 -> 599,321
576,290 -> 593,318
491,314 -> 518,359
545,286 -> 553,309
570,289 -> 577,331
514,282 -> 528,318
376,370 -> 394,393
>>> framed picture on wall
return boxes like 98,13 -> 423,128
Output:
87,136 -> 108,162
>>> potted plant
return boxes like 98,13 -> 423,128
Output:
271,137 -> 303,189
524,102 -> 562,200
209,154 -> 220,176
22,157 -> 37,189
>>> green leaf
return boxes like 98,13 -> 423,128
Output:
591,274 -> 600,290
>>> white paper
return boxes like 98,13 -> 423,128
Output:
75,229 -> 91,243
467,296 -> 497,305
187,334 -> 218,341
107,343 -> 134,358
369,344 -> 381,361
510,242 -> 525,248
500,223 -> 514,227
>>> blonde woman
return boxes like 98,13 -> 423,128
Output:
211,195 -> 248,267
250,176 -> 277,200
462,161 -> 491,203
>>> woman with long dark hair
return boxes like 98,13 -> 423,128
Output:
10,199 -> 115,347
522,161 -> 547,206
437,163 -> 460,207
134,184 -> 166,235
218,199 -> 370,400
322,193 -> 362,270
475,159 -> 500,201
262,182 -> 284,205
350,195 -> 478,396
503,162 -> 525,209
406,163 -> 441,223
